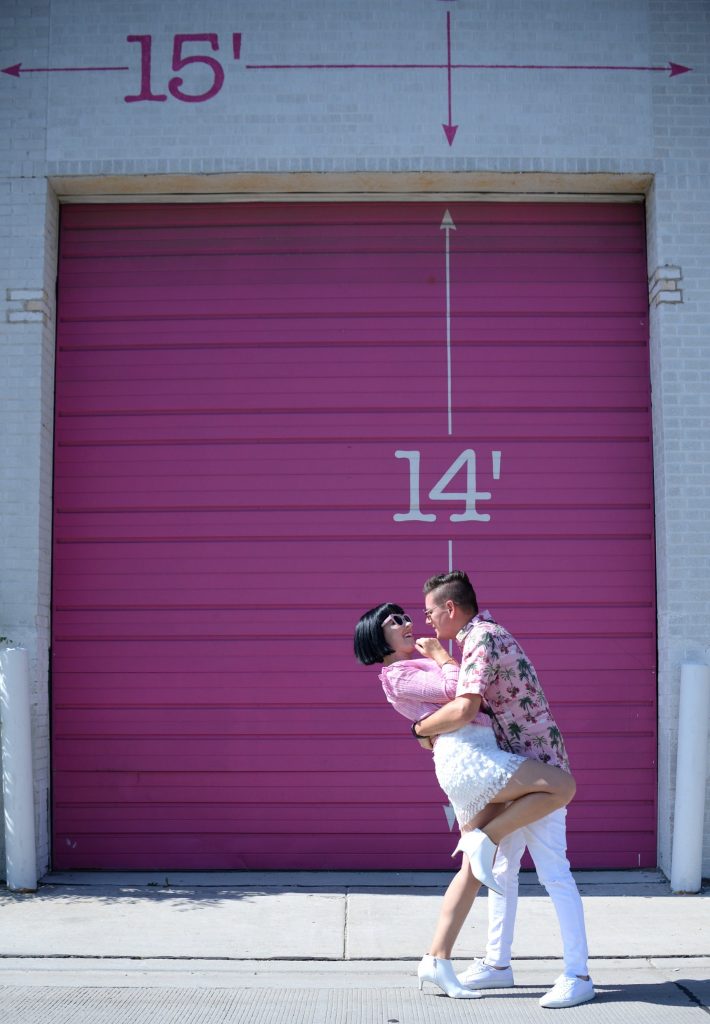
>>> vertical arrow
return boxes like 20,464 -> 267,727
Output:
448,538 -> 454,657
443,212 -> 456,629
440,209 -> 456,436
443,802 -> 457,831
442,12 -> 458,145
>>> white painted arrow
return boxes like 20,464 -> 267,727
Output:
443,802 -> 457,831
442,214 -> 456,658
440,209 -> 456,436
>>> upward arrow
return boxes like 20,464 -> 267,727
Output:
440,209 -> 456,232
440,209 -> 456,435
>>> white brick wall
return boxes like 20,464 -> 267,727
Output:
644,0 -> 710,877
1,0 -> 709,879
0,176 -> 57,878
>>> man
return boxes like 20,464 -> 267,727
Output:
415,569 -> 595,1010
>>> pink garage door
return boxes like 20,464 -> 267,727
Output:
53,201 -> 656,870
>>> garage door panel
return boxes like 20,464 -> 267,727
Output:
51,668 -> 656,720
53,728 -> 655,779
52,563 -> 655,592
54,803 -> 658,840
54,768 -> 436,802
52,770 -> 428,798
53,200 -> 655,870
59,281 -> 648,320
52,471 -> 653,508
49,850 -> 444,870
51,644 -> 655,684
53,577 -> 654,608
53,833 -> 456,860
61,199 -> 644,228
60,221 -> 643,260
57,341 -> 650,382
63,201 -> 644,231
54,805 -> 461,833
54,764 -> 429,795
56,784 -> 658,833
566,833 -> 657,854
51,670 -> 656,710
56,808 -> 658,839
52,535 -> 654,574
52,699 -> 655,738
60,251 -> 648,291
52,507 -> 653,541
52,603 -> 653,640
55,409 -> 651,445
53,823 -> 656,860
58,315 -> 648,347
571,806 -> 655,828
61,278 -> 651,304
52,706 -> 412,736
56,377 -> 652,413
54,443 -> 653,478
52,730 -> 655,775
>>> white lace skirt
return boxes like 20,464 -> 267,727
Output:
433,722 -> 526,828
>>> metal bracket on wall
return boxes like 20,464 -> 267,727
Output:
6,288 -> 51,324
649,265 -> 683,306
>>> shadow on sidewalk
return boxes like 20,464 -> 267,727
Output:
12,868 -> 705,904
410,980 -> 710,1010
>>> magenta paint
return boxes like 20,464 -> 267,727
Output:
52,201 -> 656,870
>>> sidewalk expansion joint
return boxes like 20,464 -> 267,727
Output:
674,983 -> 710,1017
1,953 -> 708,962
342,892 -> 348,960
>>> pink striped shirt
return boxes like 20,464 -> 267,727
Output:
378,658 -> 490,727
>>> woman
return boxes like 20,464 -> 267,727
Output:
354,602 -> 576,999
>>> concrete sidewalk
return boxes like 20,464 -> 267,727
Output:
0,869 -> 707,1022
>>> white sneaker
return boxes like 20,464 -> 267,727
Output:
539,974 -> 595,1008
457,957 -> 514,989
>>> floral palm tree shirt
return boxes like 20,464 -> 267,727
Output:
455,611 -> 570,771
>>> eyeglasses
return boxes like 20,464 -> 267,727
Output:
382,613 -> 412,628
424,606 -> 441,622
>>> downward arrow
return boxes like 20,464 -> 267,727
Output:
442,11 -> 458,145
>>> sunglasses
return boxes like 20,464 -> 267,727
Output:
382,613 -> 412,628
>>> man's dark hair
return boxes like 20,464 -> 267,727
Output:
423,570 -> 478,616
353,603 -> 405,665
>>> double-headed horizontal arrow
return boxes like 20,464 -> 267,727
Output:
6,59 -> 692,78
4,25 -> 692,151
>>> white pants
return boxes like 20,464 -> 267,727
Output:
485,808 -> 590,978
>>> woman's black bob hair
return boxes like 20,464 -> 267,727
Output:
354,602 -> 406,665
